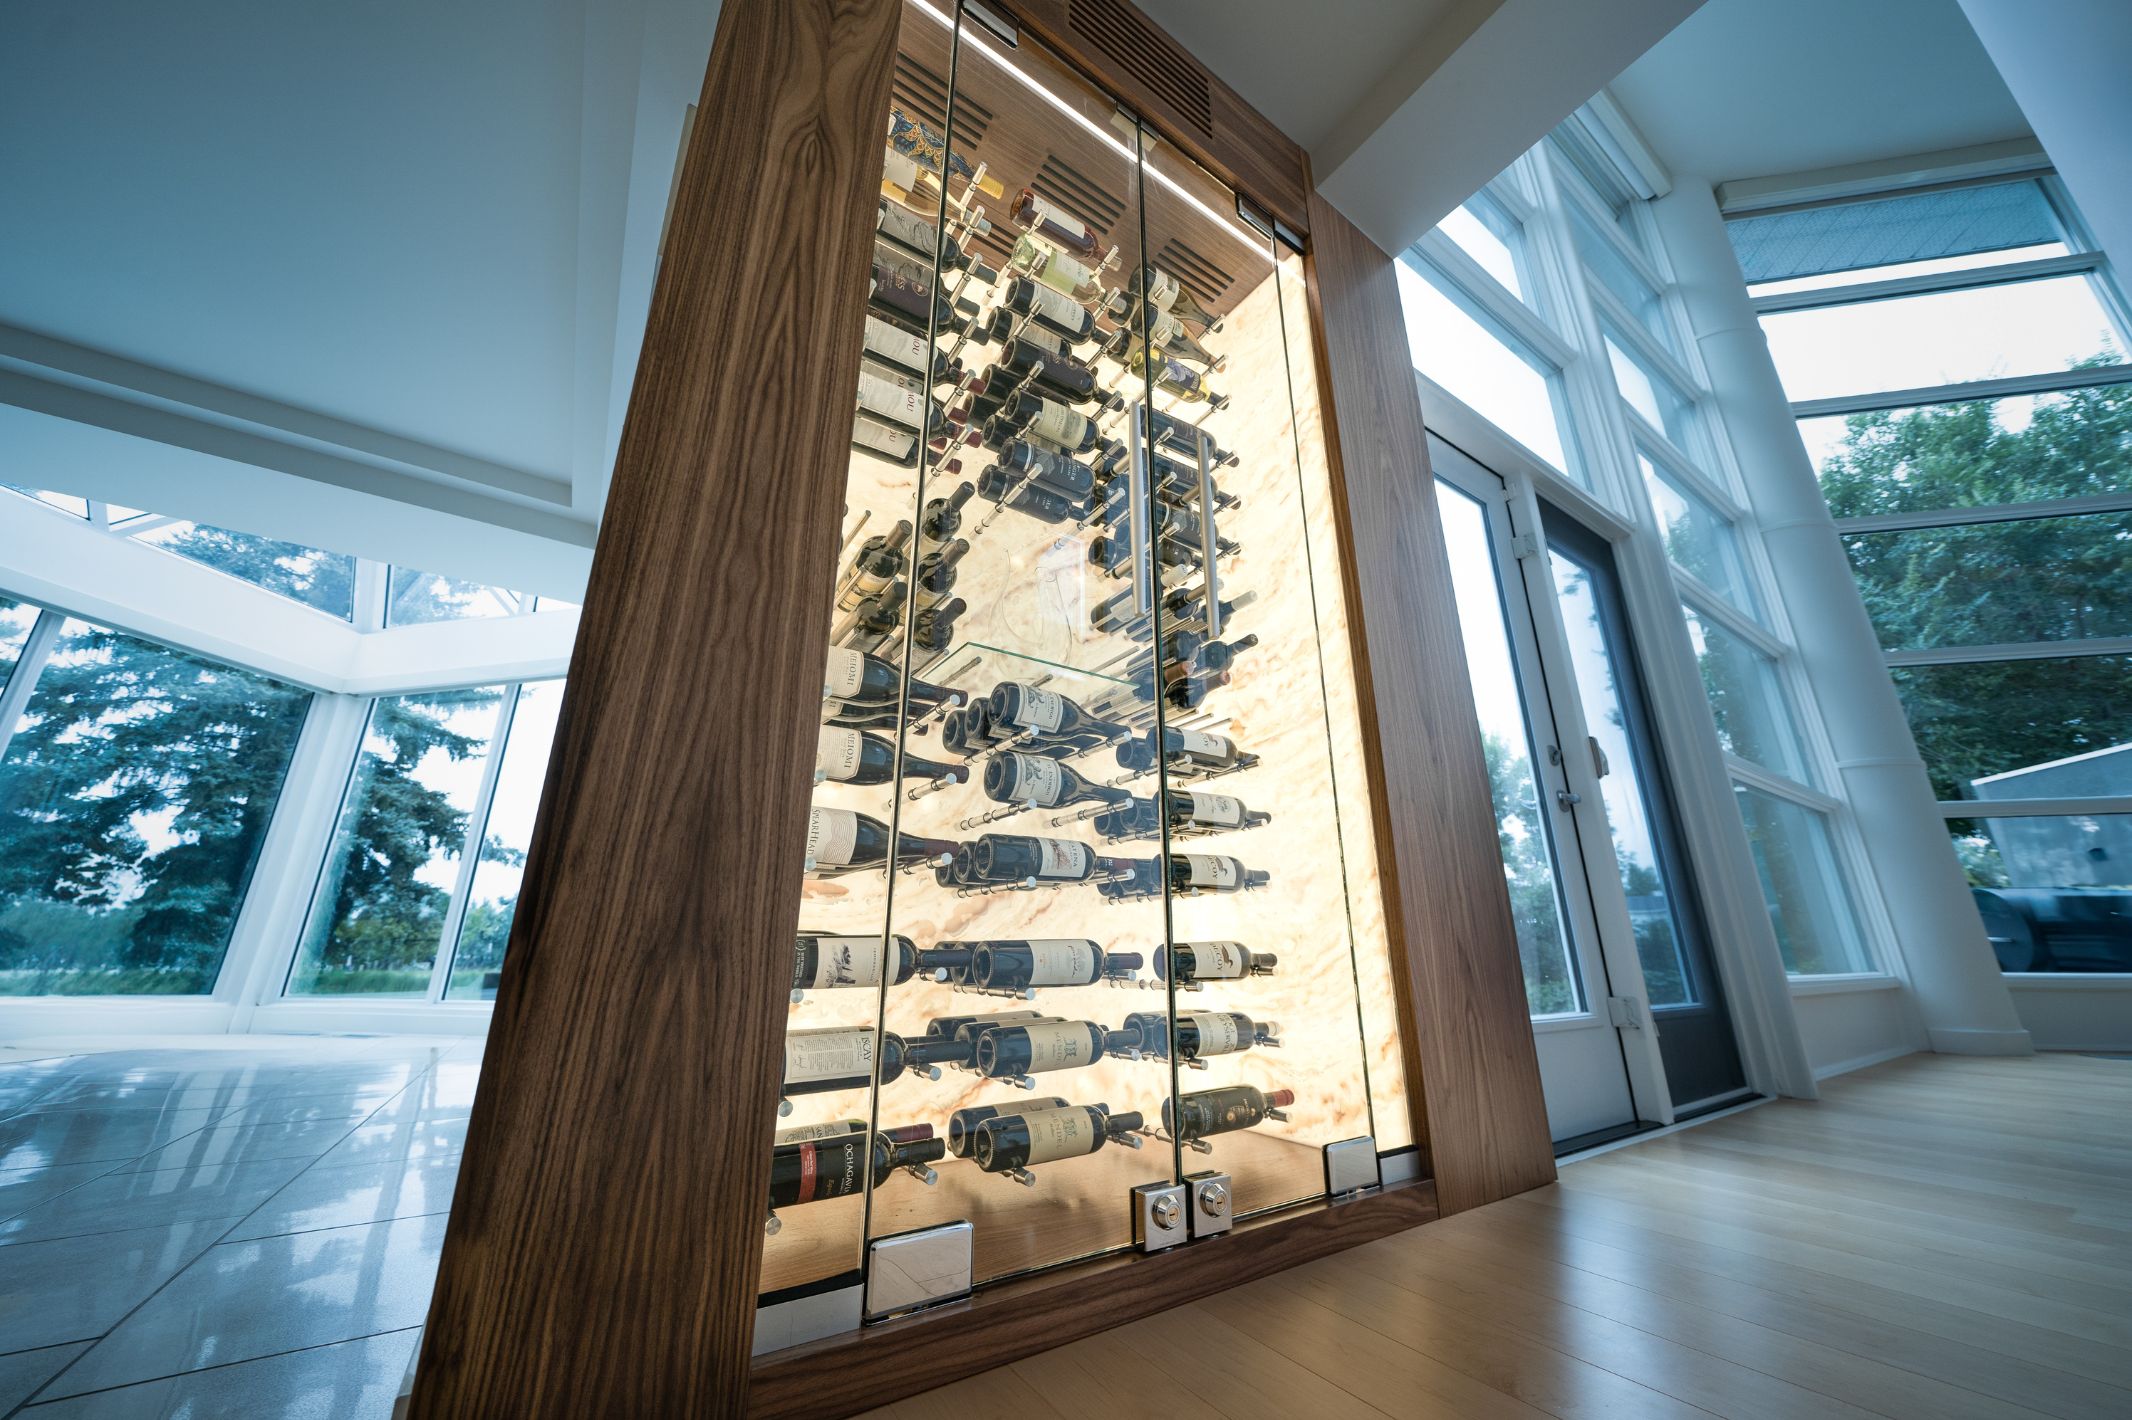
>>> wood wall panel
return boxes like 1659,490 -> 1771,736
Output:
404,1 -> 902,1413
1302,188 -> 1557,1214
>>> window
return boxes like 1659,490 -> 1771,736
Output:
1679,604 -> 1809,781
1571,204 -> 1673,352
1605,328 -> 1699,451
1741,172 -> 2132,974
130,522 -> 358,620
1397,256 -> 1574,474
1735,786 -> 1874,976
1438,192 -> 1531,303
0,597 -> 36,683
288,687 -> 507,996
0,612 -> 309,995
387,568 -> 529,626
1641,456 -> 1763,619
4,486 -> 89,519
446,679 -> 565,999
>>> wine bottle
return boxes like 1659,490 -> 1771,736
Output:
814,727 -> 964,788
973,1104 -> 1142,1174
1105,311 -> 1221,371
1006,232 -> 1105,303
1001,275 -> 1095,342
888,109 -> 1004,198
990,683 -> 1130,743
872,246 -> 981,330
910,596 -> 964,654
979,402 -> 1099,458
1093,789 -> 1269,839
1171,632 -> 1259,676
1011,188 -> 1100,256
768,1128 -> 948,1209
971,1019 -> 1114,1078
914,539 -> 968,598
956,939 -> 1143,993
966,834 -> 1132,886
773,1117 -> 867,1145
1114,725 -> 1251,774
858,371 -> 947,442
1155,941 -> 1278,985
1163,590 -> 1258,636
1174,854 -> 1268,894
1109,266 -> 1224,333
791,932 -> 925,992
1119,1010 -> 1278,1060
922,1008 -> 1055,1047
823,646 -> 959,709
864,314 -> 961,389
834,520 -> 913,613
852,410 -> 922,469
909,487 -> 972,549
838,581 -> 907,653
1122,345 -> 1224,407
966,348 -> 1101,412
805,806 -> 957,874
1141,405 -> 1238,466
1087,531 -> 1232,576
982,752 -> 1128,809
974,462 -> 1084,525
782,1026 -> 964,1095
876,197 -> 970,271
1164,1086 -> 1295,1143
984,439 -> 1097,499
947,1098 -> 1070,1157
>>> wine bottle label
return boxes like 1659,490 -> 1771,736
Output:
877,202 -> 939,259
862,316 -> 931,377
1024,939 -> 1099,985
789,1137 -> 865,1204
1011,686 -> 1066,731
852,411 -> 916,461
785,1028 -> 873,1084
797,935 -> 881,990
1144,268 -> 1180,311
823,647 -> 868,701
1024,281 -> 1083,330
1028,400 -> 1087,448
774,1118 -> 864,1144
1185,1012 -> 1245,1055
815,728 -> 864,782
857,370 -> 928,431
806,808 -> 860,868
1158,357 -> 1202,395
1187,791 -> 1245,827
1037,249 -> 1096,297
1011,756 -> 1063,803
1023,191 -> 1077,233
1176,729 -> 1229,759
1021,324 -> 1066,358
1035,839 -> 1093,879
1019,1022 -> 1099,1073
882,147 -> 922,193
1181,942 -> 1248,980
1018,1105 -> 1097,1164
1148,308 -> 1183,346
1183,854 -> 1240,889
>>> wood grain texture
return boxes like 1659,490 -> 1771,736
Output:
404,1 -> 902,1414
1300,186 -> 1556,1213
876,1053 -> 2132,1420
1004,0 -> 1311,238
750,1179 -> 1441,1417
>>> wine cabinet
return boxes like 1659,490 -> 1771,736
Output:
761,0 -> 1418,1344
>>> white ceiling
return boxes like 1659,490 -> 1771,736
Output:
1609,0 -> 2032,184
0,0 -> 718,594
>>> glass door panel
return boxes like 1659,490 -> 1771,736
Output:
870,8 -> 1174,1287
1138,140 -> 1378,1218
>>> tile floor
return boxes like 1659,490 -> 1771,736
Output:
0,1038 -> 480,1416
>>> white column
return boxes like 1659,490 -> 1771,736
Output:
1651,180 -> 2031,1056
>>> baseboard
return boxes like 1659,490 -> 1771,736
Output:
1926,1026 -> 2034,1056
1812,1043 -> 1919,1081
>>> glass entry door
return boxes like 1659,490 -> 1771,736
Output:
1430,436 -> 1640,1144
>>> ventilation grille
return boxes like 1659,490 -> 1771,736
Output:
1032,155 -> 1126,236
1068,0 -> 1212,138
1153,237 -> 1232,308
891,55 -> 994,148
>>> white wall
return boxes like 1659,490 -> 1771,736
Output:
2005,976 -> 2132,1053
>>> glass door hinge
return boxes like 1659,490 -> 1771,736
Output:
1607,995 -> 1646,1030
1509,530 -> 1540,560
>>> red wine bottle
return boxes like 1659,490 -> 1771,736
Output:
972,1019 -> 1114,1078
980,394 -> 1100,455
1118,1009 -> 1278,1060
863,314 -> 961,388
974,463 -> 1084,525
967,834 -> 1133,886
1011,188 -> 1101,256
822,646 -> 960,709
910,595 -> 964,654
957,939 -> 1143,992
1093,789 -> 1269,839
989,683 -> 1130,743
982,752 -> 1127,809
985,439 -> 1097,498
805,806 -> 958,874
815,727 -> 965,787
791,932 -> 923,991
834,520 -> 913,613
1001,274 -> 1095,342
1164,1086 -> 1294,1143
973,1103 -> 1142,1173
947,1098 -> 1069,1157
1114,725 -> 1252,774
1155,941 -> 1278,985
919,481 -> 975,542
768,1128 -> 948,1209
915,538 -> 968,596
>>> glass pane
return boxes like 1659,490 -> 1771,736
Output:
1678,604 -> 1809,781
386,567 -> 526,625
1396,256 -> 1574,476
1805,382 -> 2132,515
3,486 -> 90,518
0,597 -> 37,687
0,619 -> 309,995
1572,204 -> 1672,352
1549,550 -> 1696,1006
287,687 -> 506,996
1733,785 -> 1874,975
1438,192 -> 1528,302
1436,484 -> 1581,1016
1952,815 -> 2132,973
1606,328 -> 1699,451
1844,509 -> 2132,650
1891,655 -> 2132,802
1729,179 -> 2065,287
1749,245 -> 2068,299
1761,276 -> 2125,403
1548,134 -> 1645,253
1641,456 -> 1762,619
130,521 -> 357,620
446,680 -> 565,1000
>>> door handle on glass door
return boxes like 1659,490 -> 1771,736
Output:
1589,735 -> 1610,778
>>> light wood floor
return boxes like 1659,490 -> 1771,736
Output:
862,1052 -> 2132,1420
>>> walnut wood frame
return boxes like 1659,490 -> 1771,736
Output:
412,0 -> 1551,1413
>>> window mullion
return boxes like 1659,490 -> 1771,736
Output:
1677,580 -> 1787,657
1593,284 -> 1703,395
426,684 -> 521,1003
1635,434 -> 1747,520
0,609 -> 65,765
1725,755 -> 1842,812
1411,232 -> 1578,369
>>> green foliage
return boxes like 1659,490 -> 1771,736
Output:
1817,372 -> 2132,800
1481,732 -> 1576,1015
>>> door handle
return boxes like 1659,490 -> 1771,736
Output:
1555,789 -> 1582,810
1192,426 -> 1221,638
1589,735 -> 1610,779
1125,400 -> 1152,617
